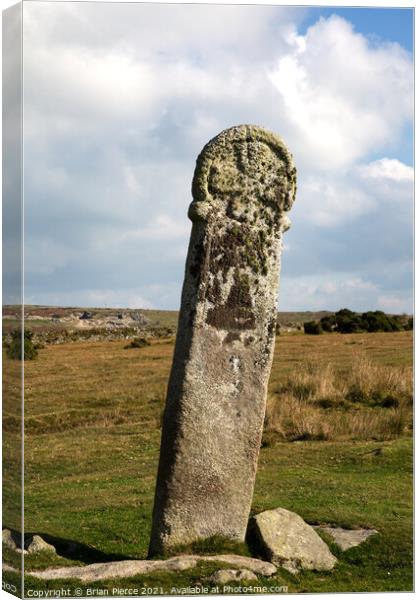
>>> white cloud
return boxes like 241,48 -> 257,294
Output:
378,293 -> 413,314
279,273 -> 412,314
294,172 -> 376,226
269,16 -> 413,169
122,215 -> 190,242
24,287 -> 155,310
357,158 -> 414,182
18,4 -> 413,311
279,273 -> 380,311
292,156 -> 413,228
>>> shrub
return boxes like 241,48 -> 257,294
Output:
7,329 -> 38,360
304,321 -> 323,335
320,315 -> 336,332
377,394 -> 400,409
302,309 -> 411,336
345,384 -> 371,405
125,337 -> 150,349
335,309 -> 364,333
361,311 -> 399,333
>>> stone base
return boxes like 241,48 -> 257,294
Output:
25,554 -> 276,582
208,569 -> 258,584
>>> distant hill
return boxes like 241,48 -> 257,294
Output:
3,305 -> 334,331
2,306 -> 409,342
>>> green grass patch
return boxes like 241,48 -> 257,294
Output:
0,332 -> 412,594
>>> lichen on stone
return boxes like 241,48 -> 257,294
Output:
189,125 -> 296,333
191,124 -> 296,215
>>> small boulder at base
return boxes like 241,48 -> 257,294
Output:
2,529 -> 26,553
27,535 -> 56,554
2,529 -> 18,551
252,508 -> 337,574
209,569 -> 258,585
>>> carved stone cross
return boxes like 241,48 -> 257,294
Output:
149,124 -> 296,555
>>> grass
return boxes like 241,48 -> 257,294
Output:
264,357 -> 412,442
158,535 -> 252,559
2,330 -> 413,594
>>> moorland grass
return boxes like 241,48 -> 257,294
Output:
265,357 -> 412,441
2,330 -> 413,594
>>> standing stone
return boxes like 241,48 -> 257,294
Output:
149,125 -> 296,555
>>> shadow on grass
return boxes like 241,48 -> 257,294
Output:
5,528 -> 133,564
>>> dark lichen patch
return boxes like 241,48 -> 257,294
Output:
206,304 -> 254,331
189,238 -> 206,279
266,316 -> 277,349
207,227 -> 238,283
207,276 -> 222,305
206,274 -> 256,331
224,332 -> 240,345
205,218 -> 273,289
229,273 -> 253,307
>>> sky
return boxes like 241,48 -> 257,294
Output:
7,1 -> 414,312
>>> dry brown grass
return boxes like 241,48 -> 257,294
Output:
265,357 -> 413,441
13,330 -> 412,443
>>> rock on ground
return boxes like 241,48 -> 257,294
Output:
2,529 -> 18,551
27,535 -> 57,554
209,569 -> 258,584
2,529 -> 26,553
27,554 -> 276,582
313,526 -> 378,551
253,508 -> 337,574
3,530 -> 56,554
3,564 -> 18,573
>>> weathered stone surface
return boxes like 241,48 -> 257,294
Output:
26,554 -> 276,582
3,530 -> 57,554
313,526 -> 378,551
27,534 -> 57,554
149,125 -> 296,555
209,569 -> 258,584
2,564 -> 18,573
2,529 -> 18,551
197,554 -> 276,576
2,528 -> 26,553
253,508 -> 337,573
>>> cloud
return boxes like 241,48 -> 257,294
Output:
122,215 -> 190,243
293,156 -> 413,228
17,4 -> 413,311
279,273 -> 412,314
377,293 -> 413,314
269,15 -> 413,170
294,171 -> 376,226
279,273 -> 379,311
357,158 -> 414,182
24,287 -> 155,310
